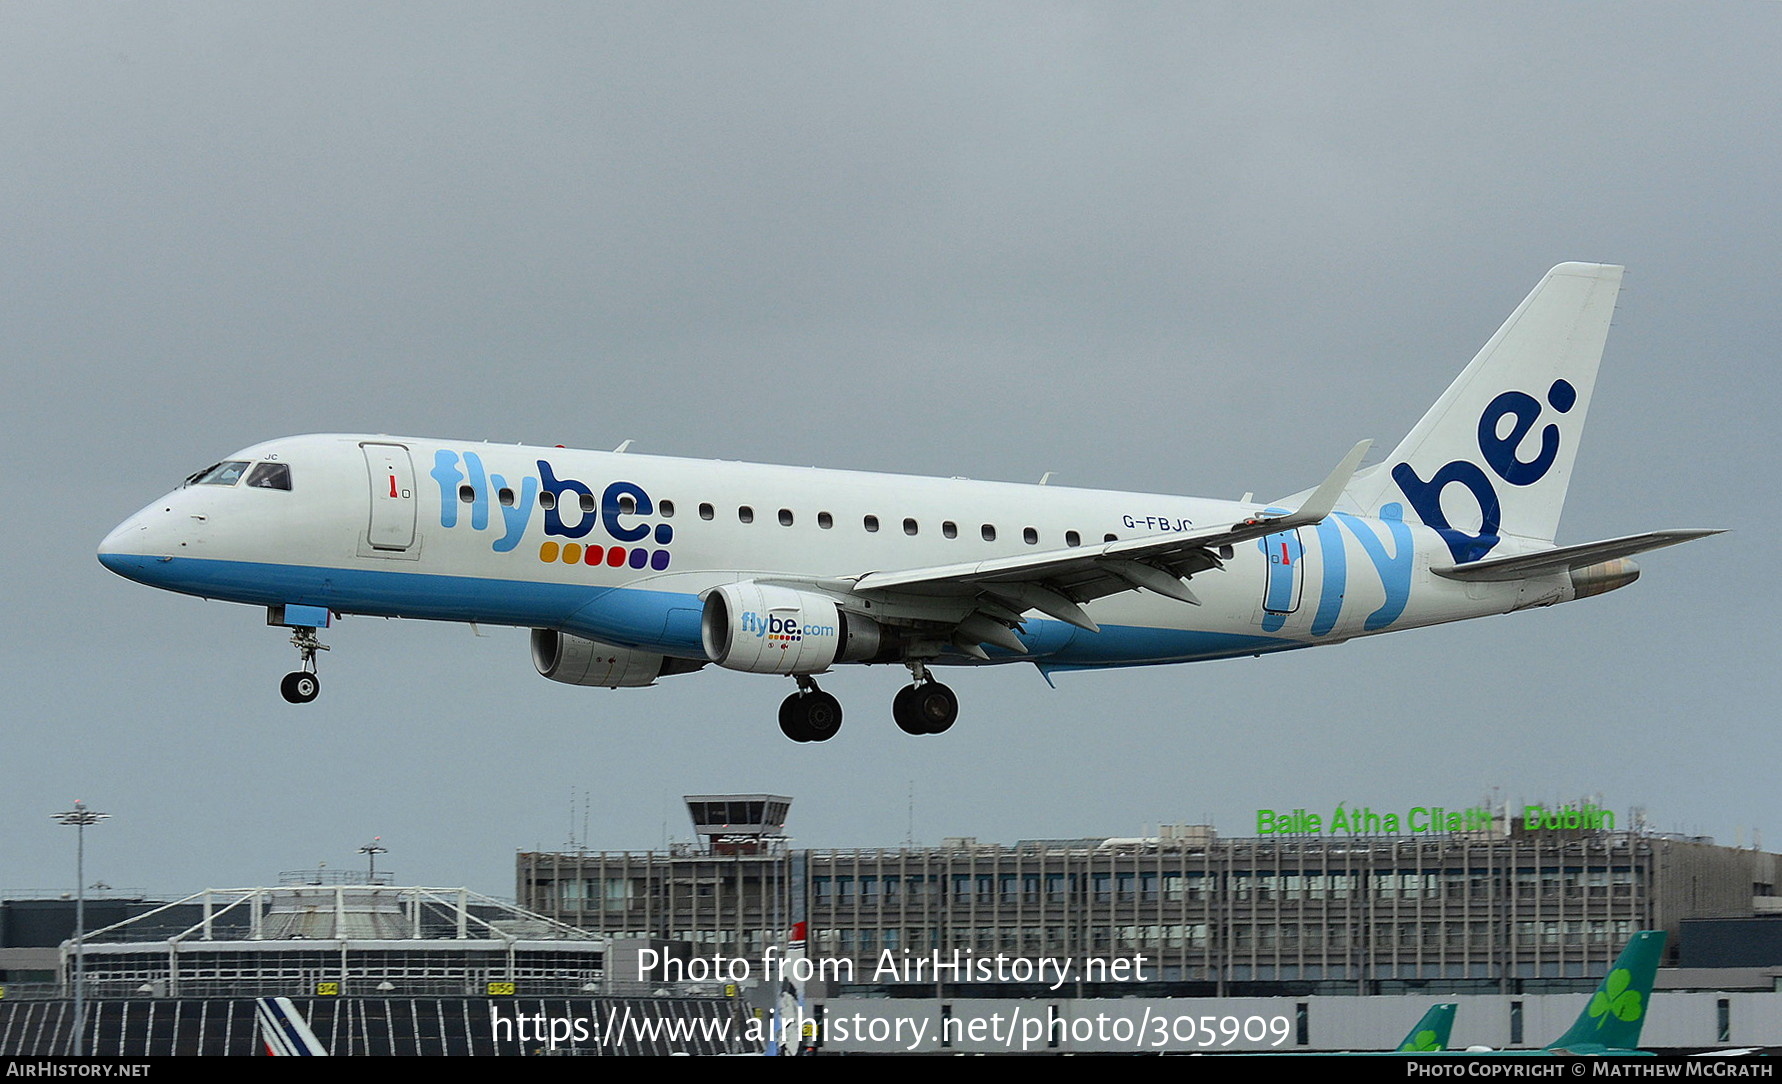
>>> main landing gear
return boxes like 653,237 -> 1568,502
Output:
892,659 -> 958,735
892,680 -> 958,735
280,626 -> 330,704
779,675 -> 843,743
776,664 -> 962,742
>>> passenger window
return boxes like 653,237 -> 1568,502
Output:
459,485 -> 475,504
539,491 -> 556,510
981,524 -> 996,542
579,493 -> 596,514
246,462 -> 292,491
618,495 -> 636,514
1065,530 -> 1080,547
818,512 -> 833,529
498,487 -> 515,507
942,521 -> 957,539
699,503 -> 715,520
903,518 -> 918,536
1023,527 -> 1038,545
864,515 -> 880,533
739,506 -> 755,524
779,508 -> 794,526
1104,533 -> 1118,543
659,499 -> 675,518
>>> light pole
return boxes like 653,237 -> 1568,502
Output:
358,837 -> 387,883
52,800 -> 109,1057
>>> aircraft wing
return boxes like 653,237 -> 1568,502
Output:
845,441 -> 1371,637
1430,529 -> 1723,582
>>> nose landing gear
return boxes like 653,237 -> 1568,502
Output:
280,626 -> 330,704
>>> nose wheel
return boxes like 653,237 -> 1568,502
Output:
779,676 -> 843,742
280,627 -> 330,704
280,670 -> 320,704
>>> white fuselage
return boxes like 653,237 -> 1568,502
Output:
99,433 -> 1546,673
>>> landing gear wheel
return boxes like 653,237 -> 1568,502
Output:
281,625 -> 330,705
894,681 -> 958,734
779,695 -> 811,742
779,690 -> 843,742
280,671 -> 320,704
801,691 -> 843,742
893,685 -> 927,735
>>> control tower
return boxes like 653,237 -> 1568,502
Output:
682,794 -> 792,855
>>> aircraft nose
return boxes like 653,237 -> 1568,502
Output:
97,514 -> 149,575
97,502 -> 185,582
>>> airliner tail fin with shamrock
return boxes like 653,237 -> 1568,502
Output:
1542,929 -> 1666,1054
1395,1002 -> 1458,1052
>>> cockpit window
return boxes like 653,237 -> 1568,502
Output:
246,462 -> 292,491
184,461 -> 251,487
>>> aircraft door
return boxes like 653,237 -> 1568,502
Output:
361,442 -> 417,551
1255,527 -> 1310,633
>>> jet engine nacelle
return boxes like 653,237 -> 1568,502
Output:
701,582 -> 882,675
531,629 -> 701,688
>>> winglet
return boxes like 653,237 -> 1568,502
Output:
1239,440 -> 1371,532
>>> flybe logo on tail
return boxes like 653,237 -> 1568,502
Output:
429,450 -> 673,570
1392,379 -> 1577,563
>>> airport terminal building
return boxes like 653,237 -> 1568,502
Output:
518,797 -> 1780,997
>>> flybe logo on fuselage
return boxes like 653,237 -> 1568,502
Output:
1391,380 -> 1576,563
428,450 -> 673,571
1258,506 -> 1414,636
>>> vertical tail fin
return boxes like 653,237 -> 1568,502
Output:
1544,929 -> 1666,1053
256,996 -> 329,1056
1395,1002 -> 1457,1052
764,921 -> 811,1056
1349,263 -> 1624,563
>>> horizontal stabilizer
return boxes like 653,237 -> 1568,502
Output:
1431,529 -> 1722,582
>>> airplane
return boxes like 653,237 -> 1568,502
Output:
1513,929 -> 1666,1056
256,996 -> 329,1056
1248,930 -> 1664,1056
1242,1000 -> 1457,1056
97,263 -> 1720,741
1394,1002 -> 1457,1053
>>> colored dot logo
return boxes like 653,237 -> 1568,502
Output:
539,541 -> 670,570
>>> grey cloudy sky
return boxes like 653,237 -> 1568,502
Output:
2,4 -> 1775,898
